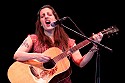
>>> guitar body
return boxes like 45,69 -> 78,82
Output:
7,47 -> 70,83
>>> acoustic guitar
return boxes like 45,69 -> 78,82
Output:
7,26 -> 119,83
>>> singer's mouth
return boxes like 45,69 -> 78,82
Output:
45,20 -> 51,24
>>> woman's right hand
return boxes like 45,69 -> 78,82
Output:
35,53 -> 51,63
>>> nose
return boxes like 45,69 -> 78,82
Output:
45,14 -> 49,19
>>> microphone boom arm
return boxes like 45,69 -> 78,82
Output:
61,24 -> 113,52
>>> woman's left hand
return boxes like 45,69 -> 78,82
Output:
92,32 -> 103,44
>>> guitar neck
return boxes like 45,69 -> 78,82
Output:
53,25 -> 119,63
53,37 -> 92,62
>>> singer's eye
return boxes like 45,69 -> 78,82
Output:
40,16 -> 44,18
47,12 -> 53,16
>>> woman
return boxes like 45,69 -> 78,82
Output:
13,5 -> 103,83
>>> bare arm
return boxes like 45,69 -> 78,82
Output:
13,35 -> 50,62
71,32 -> 103,68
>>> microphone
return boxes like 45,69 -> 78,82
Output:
51,17 -> 68,27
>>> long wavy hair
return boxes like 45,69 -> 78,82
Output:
35,5 -> 69,50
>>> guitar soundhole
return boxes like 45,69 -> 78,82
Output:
43,59 -> 55,69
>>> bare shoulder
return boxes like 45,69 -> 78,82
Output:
28,34 -> 38,40
17,35 -> 34,51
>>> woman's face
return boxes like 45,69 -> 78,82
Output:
39,8 -> 56,31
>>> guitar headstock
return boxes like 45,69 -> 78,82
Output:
101,25 -> 119,38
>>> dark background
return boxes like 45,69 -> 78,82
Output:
0,0 -> 124,83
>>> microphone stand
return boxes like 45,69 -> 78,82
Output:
95,49 -> 101,83
61,24 -> 113,83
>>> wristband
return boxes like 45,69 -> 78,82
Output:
89,47 -> 98,52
